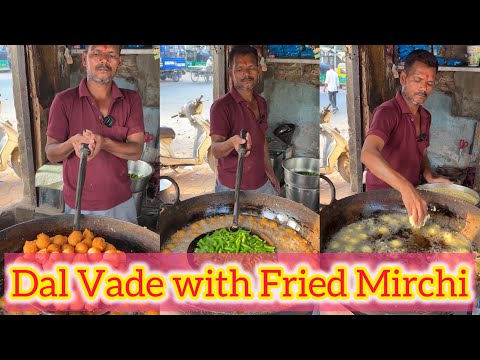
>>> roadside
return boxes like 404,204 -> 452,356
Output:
0,167 -> 23,209
0,71 -> 22,216
320,87 -> 354,204
160,71 -> 215,201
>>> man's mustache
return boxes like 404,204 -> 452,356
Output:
415,91 -> 427,98
241,77 -> 254,82
96,65 -> 112,71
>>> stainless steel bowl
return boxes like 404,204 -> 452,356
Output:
417,183 -> 480,206
128,160 -> 154,193
282,157 -> 320,189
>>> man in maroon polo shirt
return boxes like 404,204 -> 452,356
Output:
45,45 -> 145,224
210,45 -> 279,195
361,49 -> 452,226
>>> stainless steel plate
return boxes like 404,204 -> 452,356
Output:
417,183 -> 480,205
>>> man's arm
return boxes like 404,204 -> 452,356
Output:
361,134 -> 427,225
45,137 -> 74,163
46,95 -> 92,163
83,130 -> 144,161
210,133 -> 251,159
45,134 -> 92,163
263,142 -> 280,192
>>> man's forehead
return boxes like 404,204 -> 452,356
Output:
232,54 -> 257,65
89,45 -> 121,53
408,61 -> 436,76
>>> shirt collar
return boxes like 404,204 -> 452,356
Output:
78,78 -> 124,100
395,90 -> 428,121
229,85 -> 259,104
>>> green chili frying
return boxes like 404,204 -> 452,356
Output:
195,228 -> 276,254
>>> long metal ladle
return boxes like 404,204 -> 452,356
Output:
231,129 -> 247,230
73,143 -> 91,231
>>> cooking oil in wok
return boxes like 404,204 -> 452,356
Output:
325,213 -> 475,254
161,214 -> 316,253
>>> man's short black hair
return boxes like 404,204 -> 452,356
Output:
228,45 -> 258,66
404,49 -> 438,73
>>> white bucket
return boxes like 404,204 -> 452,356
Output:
466,46 -> 480,67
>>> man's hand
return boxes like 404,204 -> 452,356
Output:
427,176 -> 454,184
231,132 -> 252,157
70,133 -> 94,160
82,129 -> 104,161
400,184 -> 428,227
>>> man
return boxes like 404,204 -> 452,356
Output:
205,56 -> 213,73
361,49 -> 452,226
45,45 -> 145,224
210,45 -> 279,195
323,64 -> 339,112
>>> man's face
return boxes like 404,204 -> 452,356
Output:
82,45 -> 122,85
400,60 -> 436,106
230,53 -> 259,91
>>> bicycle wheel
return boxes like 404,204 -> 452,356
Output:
191,72 -> 199,82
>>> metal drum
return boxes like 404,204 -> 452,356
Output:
128,160 -> 154,216
282,157 -> 320,211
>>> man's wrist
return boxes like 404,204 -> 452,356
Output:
101,136 -> 111,151
423,171 -> 433,182
397,178 -> 415,195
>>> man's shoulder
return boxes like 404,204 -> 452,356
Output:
212,92 -> 235,108
378,97 -> 401,112
118,87 -> 140,99
255,93 -> 267,105
421,106 -> 432,118
372,98 -> 402,121
54,85 -> 80,102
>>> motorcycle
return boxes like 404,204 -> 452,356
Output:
0,93 -> 20,177
160,95 -> 215,172
319,103 -> 350,183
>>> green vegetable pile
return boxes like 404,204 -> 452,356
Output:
128,173 -> 144,179
195,228 -> 275,254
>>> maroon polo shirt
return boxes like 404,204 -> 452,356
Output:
210,87 -> 269,190
366,91 -> 430,191
46,78 -> 145,210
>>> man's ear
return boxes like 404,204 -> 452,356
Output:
81,50 -> 87,67
399,71 -> 406,85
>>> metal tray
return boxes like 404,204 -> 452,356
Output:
417,183 -> 480,205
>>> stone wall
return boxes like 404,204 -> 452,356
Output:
261,61 -> 320,158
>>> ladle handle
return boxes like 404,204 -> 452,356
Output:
74,143 -> 91,231
233,130 -> 247,228
238,129 -> 247,156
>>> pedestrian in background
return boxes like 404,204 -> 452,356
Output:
323,64 -> 339,113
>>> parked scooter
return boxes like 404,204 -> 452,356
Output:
320,103 -> 350,183
160,95 -> 215,172
0,93 -> 20,177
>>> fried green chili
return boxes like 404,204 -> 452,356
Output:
195,228 -> 275,254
